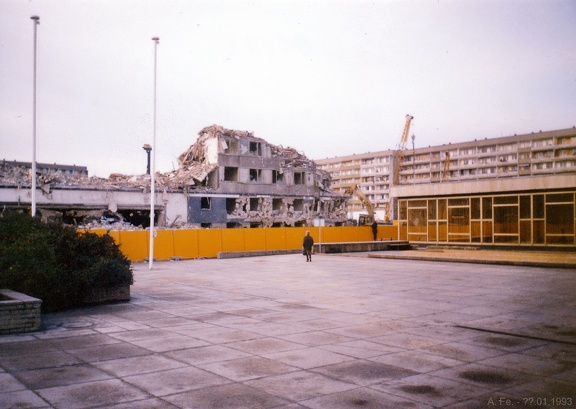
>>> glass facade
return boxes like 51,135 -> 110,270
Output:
398,191 -> 575,246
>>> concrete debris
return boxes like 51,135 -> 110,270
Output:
2,125 -> 346,230
1,125 -> 333,193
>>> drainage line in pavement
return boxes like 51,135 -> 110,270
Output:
454,325 -> 576,346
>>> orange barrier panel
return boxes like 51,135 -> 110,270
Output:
244,228 -> 266,251
319,226 -> 343,243
286,227 -> 307,250
356,226 -> 373,241
307,227 -> 320,245
221,229 -> 245,253
173,229 -> 199,259
198,229 -> 222,258
105,230 -> 121,243
119,230 -> 149,262
378,225 -> 398,241
154,230 -> 175,261
331,226 -> 358,242
265,228 -> 286,251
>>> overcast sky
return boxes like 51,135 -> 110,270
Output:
1,0 -> 575,177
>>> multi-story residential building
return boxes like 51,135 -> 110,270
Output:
316,127 -> 576,247
318,151 -> 395,221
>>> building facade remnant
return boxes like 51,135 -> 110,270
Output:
175,125 -> 347,228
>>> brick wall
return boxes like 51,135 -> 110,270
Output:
0,289 -> 42,335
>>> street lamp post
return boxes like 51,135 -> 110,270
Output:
149,37 -> 159,270
31,15 -> 40,217
143,144 -> 152,175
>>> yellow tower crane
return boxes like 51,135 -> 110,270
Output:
441,151 -> 451,181
392,114 -> 414,185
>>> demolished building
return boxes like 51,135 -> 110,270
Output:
1,125 -> 349,229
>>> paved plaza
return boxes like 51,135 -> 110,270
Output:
1,251 -> 575,408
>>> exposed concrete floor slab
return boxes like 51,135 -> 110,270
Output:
1,250 -> 575,408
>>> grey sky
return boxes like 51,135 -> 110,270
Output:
1,0 -> 575,177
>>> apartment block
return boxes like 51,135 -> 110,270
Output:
316,128 -> 576,247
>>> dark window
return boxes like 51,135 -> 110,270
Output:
482,197 -> 492,219
294,172 -> 305,185
272,198 -> 283,211
520,196 -> 531,219
293,199 -> 304,211
533,195 -> 544,218
250,169 -> 261,182
273,170 -> 283,183
201,197 -> 211,210
249,142 -> 261,155
224,139 -> 238,154
224,167 -> 238,182
226,198 -> 236,214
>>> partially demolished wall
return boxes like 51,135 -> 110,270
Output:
1,125 -> 349,228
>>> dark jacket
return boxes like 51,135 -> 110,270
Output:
303,235 -> 314,250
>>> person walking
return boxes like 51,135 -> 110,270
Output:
371,221 -> 378,241
303,231 -> 314,262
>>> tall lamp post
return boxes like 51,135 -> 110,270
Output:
31,15 -> 40,217
143,144 -> 152,175
149,37 -> 159,270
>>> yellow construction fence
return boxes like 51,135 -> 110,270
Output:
89,225 -> 398,262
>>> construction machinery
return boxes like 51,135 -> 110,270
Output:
392,114 -> 414,185
441,151 -> 451,181
345,184 -> 375,225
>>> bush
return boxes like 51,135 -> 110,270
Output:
0,211 -> 133,312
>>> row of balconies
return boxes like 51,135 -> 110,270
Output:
325,153 -> 574,179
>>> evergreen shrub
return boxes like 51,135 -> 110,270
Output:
0,211 -> 133,312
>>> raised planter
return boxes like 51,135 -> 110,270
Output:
82,284 -> 130,305
0,289 -> 42,335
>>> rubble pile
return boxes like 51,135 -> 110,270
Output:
1,125 -> 331,192
179,124 -> 254,164
2,125 -> 346,230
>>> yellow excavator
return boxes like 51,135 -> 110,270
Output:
345,185 -> 375,226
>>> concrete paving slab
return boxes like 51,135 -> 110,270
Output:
0,388 -> 51,409
301,386 -> 434,409
12,363 -> 112,389
1,251 -> 575,408
0,371 -> 28,392
0,350 -> 83,371
264,347 -> 356,370
92,354 -> 188,377
311,359 -> 419,386
163,382 -> 291,409
198,356 -> 300,382
165,345 -> 252,365
37,378 -> 150,408
244,370 -> 356,402
123,366 -> 231,397
66,342 -> 152,363
376,373 -> 491,407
